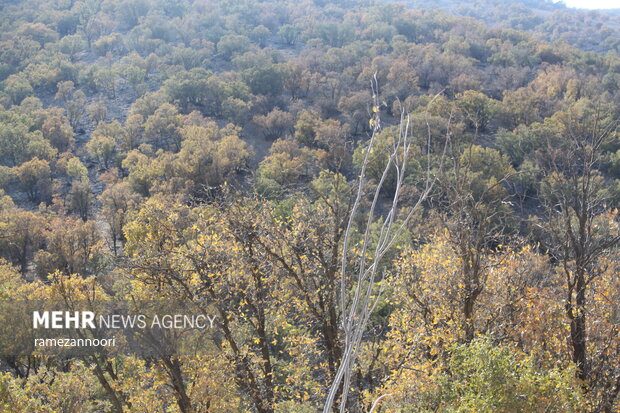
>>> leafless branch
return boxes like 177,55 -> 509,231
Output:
323,75 -> 446,412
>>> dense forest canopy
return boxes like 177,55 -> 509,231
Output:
391,0 -> 620,53
0,0 -> 618,411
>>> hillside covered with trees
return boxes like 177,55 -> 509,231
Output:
0,0 -> 618,411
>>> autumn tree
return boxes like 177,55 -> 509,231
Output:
41,110 -> 74,151
438,139 -> 517,342
86,134 -> 116,169
176,121 -> 253,196
455,90 -> 498,133
65,90 -> 87,130
278,24 -> 301,45
256,139 -> 319,193
87,99 -> 108,124
16,158 -> 52,203
124,198 -> 280,412
144,103 -> 184,151
0,205 -> 46,273
217,34 -> 251,60
100,181 -> 139,255
69,176 -> 92,221
0,117 -> 56,167
35,217 -> 102,276
223,174 -> 353,382
535,100 -> 619,408
253,108 -> 294,140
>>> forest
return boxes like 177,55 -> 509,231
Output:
0,0 -> 618,411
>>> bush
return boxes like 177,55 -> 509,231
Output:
425,337 -> 586,412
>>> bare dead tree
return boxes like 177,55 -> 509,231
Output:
323,76 -> 447,412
